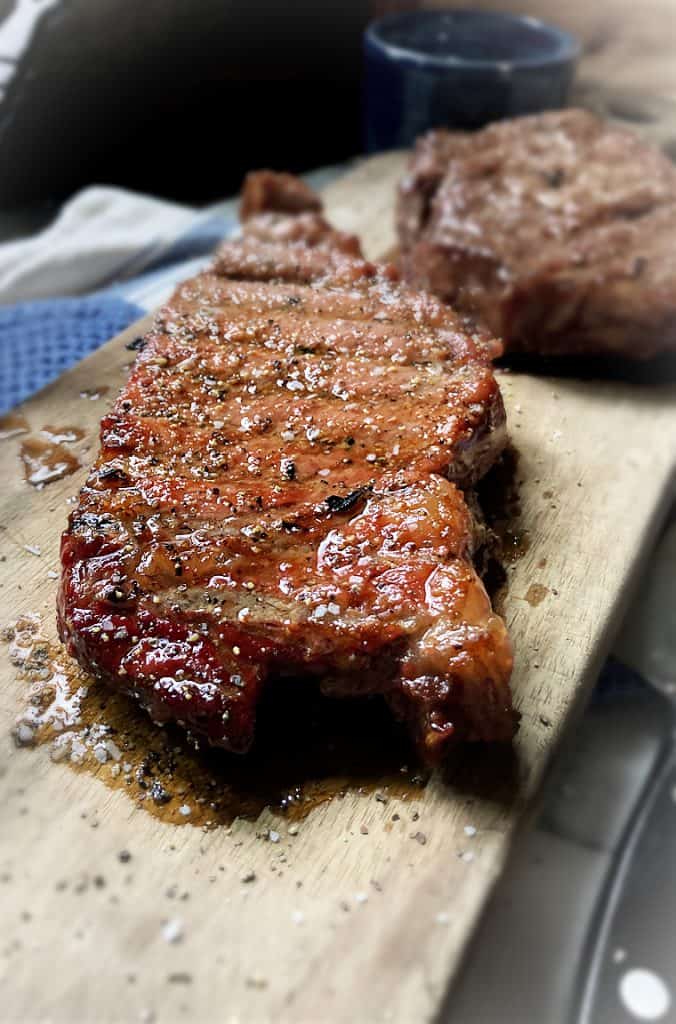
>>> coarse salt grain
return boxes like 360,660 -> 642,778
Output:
179,805 -> 192,817
14,723 -> 35,746
161,918 -> 184,944
463,825 -> 477,837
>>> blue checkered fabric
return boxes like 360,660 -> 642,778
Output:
0,293 -> 143,413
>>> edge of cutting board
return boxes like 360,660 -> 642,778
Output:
0,153 -> 675,1023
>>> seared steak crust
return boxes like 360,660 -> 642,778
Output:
398,109 -> 676,359
58,173 -> 515,764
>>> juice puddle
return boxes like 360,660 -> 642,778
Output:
19,437 -> 81,487
0,413 -> 30,441
4,615 -> 427,829
524,582 -> 549,607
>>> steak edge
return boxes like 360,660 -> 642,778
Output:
398,108 -> 676,359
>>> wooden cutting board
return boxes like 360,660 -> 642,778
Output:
1,153 -> 675,1024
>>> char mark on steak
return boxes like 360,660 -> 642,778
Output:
58,170 -> 516,766
398,109 -> 676,360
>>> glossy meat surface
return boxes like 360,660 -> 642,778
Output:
58,173 -> 515,764
398,109 -> 676,359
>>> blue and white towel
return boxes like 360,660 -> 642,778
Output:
0,185 -> 238,412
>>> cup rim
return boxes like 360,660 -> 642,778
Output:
365,9 -> 580,71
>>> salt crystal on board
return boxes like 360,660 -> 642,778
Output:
161,918 -> 184,944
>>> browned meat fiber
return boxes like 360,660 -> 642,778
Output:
398,109 -> 676,360
58,170 -> 516,766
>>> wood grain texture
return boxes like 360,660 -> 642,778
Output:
1,153 -> 676,1024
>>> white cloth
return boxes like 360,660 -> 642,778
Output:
0,185 -> 196,305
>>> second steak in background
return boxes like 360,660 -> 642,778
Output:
398,109 -> 676,360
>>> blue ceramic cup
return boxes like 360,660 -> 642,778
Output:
364,9 -> 580,152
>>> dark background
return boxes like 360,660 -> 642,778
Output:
0,0 -> 373,207
1,0 -> 673,209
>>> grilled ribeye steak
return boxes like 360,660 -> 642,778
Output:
58,172 -> 515,765
398,109 -> 676,359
